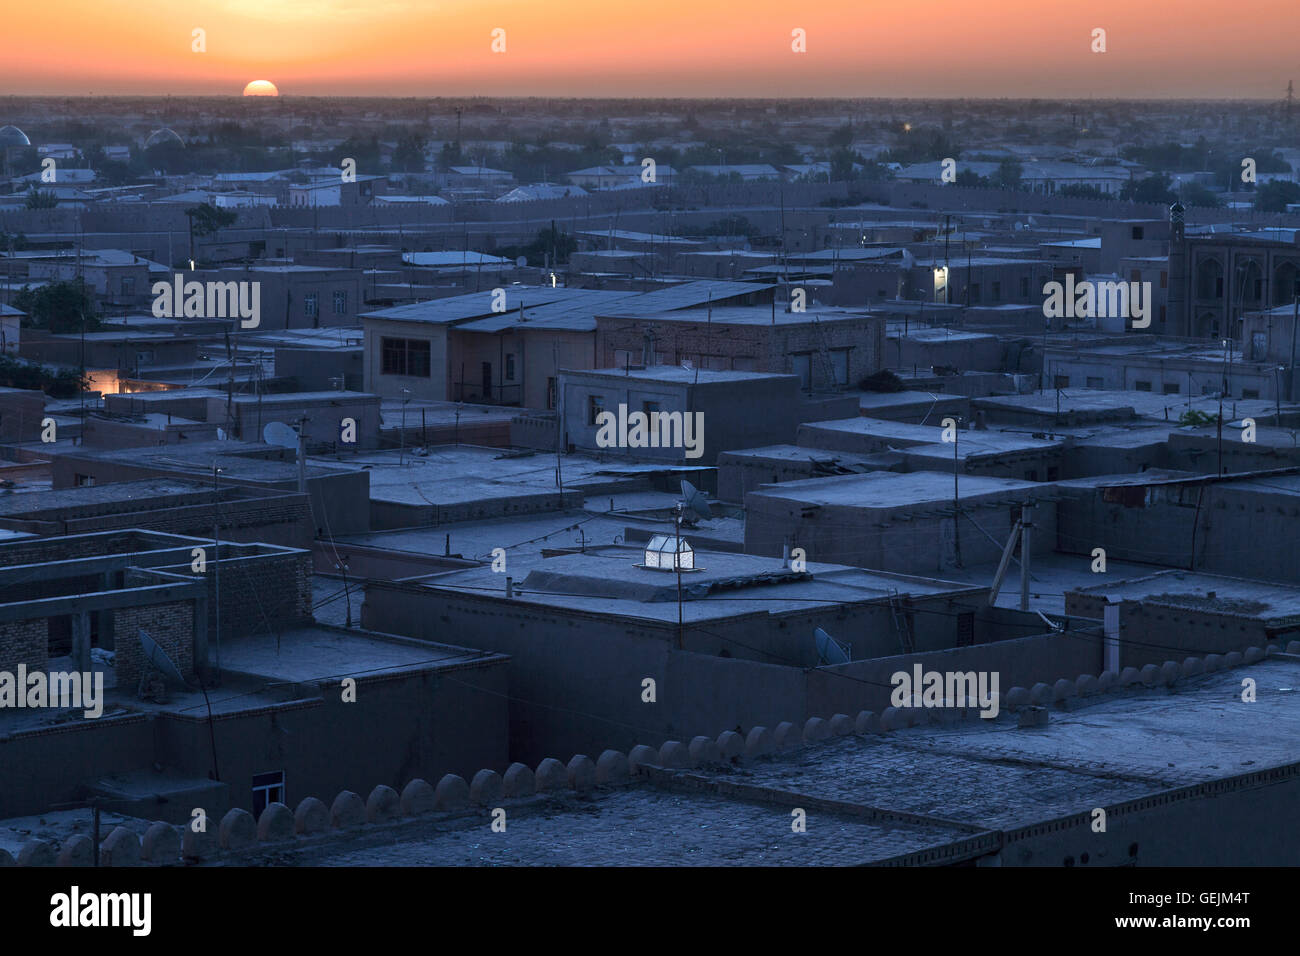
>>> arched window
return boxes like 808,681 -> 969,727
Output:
1274,261 -> 1300,305
1196,258 -> 1224,300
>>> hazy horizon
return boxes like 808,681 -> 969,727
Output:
4,0 -> 1295,100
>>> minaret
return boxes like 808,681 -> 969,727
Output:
1167,201 -> 1188,336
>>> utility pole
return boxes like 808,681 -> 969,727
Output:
952,420 -> 963,568
398,389 -> 409,466
296,415 -> 308,493
1020,505 -> 1033,611
212,464 -> 221,681
675,505 -> 684,650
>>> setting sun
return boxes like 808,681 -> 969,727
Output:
242,79 -> 279,96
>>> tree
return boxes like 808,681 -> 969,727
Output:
1255,180 -> 1300,213
24,188 -> 59,209
184,202 -> 237,237
827,123 -> 854,150
992,159 -> 1023,190
391,132 -> 427,173
1180,182 -> 1221,208
13,280 -> 100,334
829,146 -> 858,182
1120,174 -> 1177,204
184,202 -> 237,263
1058,184 -> 1107,199
0,356 -> 86,398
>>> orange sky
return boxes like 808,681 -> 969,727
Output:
3,0 -> 1295,98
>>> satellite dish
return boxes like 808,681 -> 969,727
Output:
814,627 -> 851,666
139,629 -> 188,686
680,479 -> 712,521
515,256 -> 527,268
263,420 -> 299,450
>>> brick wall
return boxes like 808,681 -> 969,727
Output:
112,602 -> 194,686
0,619 -> 47,675
209,551 -> 313,641
596,315 -> 884,392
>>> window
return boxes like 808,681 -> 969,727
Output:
969,283 -> 981,303
1160,271 -> 1167,289
547,377 -> 556,410
832,348 -> 852,385
1242,388 -> 1260,399
643,400 -> 661,416
120,276 -> 135,295
252,771 -> 285,819
1134,380 -> 1152,392
1162,383 -> 1180,395
333,290 -> 348,314
588,394 -> 605,425
74,473 -> 95,487
1047,466 -> 1059,481
304,293 -> 318,318
1054,375 -> 1069,388
1132,226 -> 1145,240
135,350 -> 155,364
1025,469 -> 1038,481
505,353 -> 516,382
991,281 -> 1001,302
1086,376 -> 1104,389
1020,277 -> 1030,298
380,337 -> 431,377
791,353 -> 812,391
1130,269 -> 1142,283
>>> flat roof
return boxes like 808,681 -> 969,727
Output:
747,470 -> 1047,510
1071,570 -> 1300,620
601,305 -> 870,328
415,545 -> 978,623
220,625 -> 503,682
355,445 -> 710,507
287,653 -> 1300,866
975,389 -> 1293,423
564,366 -> 795,385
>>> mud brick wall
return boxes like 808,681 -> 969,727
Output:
0,619 -> 47,676
113,602 -> 195,686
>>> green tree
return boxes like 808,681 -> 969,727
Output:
1255,180 -> 1300,213
1120,174 -> 1177,204
185,202 -> 237,238
13,280 -> 100,334
391,132 -> 427,173
1180,182 -> 1221,208
24,188 -> 59,209
1058,184 -> 1107,199
0,356 -> 87,397
992,159 -> 1023,190
827,123 -> 854,150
